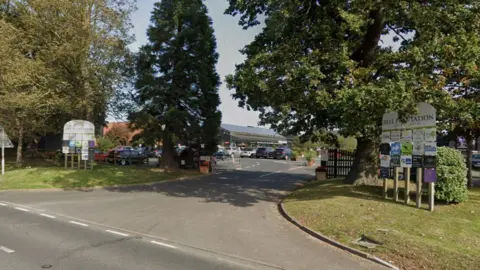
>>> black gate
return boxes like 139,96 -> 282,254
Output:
327,149 -> 356,178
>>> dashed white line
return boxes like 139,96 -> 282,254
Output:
151,240 -> 177,249
40,213 -> 56,219
0,246 -> 15,254
0,203 -> 6,206
106,230 -> 129,237
259,171 -> 281,178
69,221 -> 88,227
15,207 -> 30,212
244,166 -> 251,169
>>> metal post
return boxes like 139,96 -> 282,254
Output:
1,128 -> 5,175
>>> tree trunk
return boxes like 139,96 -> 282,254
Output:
15,118 -> 24,168
162,133 -> 178,171
344,138 -> 378,185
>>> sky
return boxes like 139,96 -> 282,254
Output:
128,0 -> 263,127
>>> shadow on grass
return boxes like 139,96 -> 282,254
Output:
286,179 -> 456,211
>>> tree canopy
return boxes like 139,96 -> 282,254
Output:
225,1 -> 480,184
129,0 -> 222,169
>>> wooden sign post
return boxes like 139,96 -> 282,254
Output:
381,103 -> 437,211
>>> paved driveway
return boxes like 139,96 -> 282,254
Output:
0,158 -> 384,270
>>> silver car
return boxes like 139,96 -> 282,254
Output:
240,148 -> 256,158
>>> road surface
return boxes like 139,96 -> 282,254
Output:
0,158 -> 385,270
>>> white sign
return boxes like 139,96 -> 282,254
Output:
424,142 -> 437,156
320,149 -> 329,161
0,128 -> 14,148
400,155 -> 413,168
63,120 -> 95,150
200,156 -> 211,161
390,130 -> 401,142
380,155 -> 391,168
381,132 -> 391,143
62,147 -> 69,154
413,129 -> 425,142
413,142 -> 424,156
424,128 -> 436,142
382,102 -> 436,131
401,130 -> 413,142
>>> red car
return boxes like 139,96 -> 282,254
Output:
94,149 -> 108,162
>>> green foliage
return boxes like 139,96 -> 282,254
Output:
338,136 -> 357,151
291,150 -> 298,159
304,151 -> 316,162
225,1 -> 480,183
130,0 -> 222,161
436,147 -> 468,203
96,137 -> 115,153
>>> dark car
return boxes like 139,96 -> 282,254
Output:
106,150 -> 148,166
272,147 -> 293,160
213,150 -> 228,161
256,147 -> 274,158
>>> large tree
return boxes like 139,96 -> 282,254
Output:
130,0 -> 222,170
225,1 -> 480,184
0,0 -> 135,165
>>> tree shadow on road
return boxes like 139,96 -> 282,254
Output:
99,168 -> 315,207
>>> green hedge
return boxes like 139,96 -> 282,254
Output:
435,147 -> 468,203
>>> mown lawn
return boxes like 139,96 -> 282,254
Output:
0,164 -> 200,190
283,179 -> 480,270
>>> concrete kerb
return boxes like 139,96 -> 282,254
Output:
0,174 -> 208,193
277,200 -> 399,270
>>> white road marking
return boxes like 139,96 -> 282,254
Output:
235,168 -> 242,170
151,240 -> 177,249
288,166 -> 303,171
15,207 -> 30,212
217,177 -> 228,180
244,166 -> 251,169
259,171 -> 281,178
256,162 -> 260,165
0,246 -> 15,254
69,221 -> 88,227
106,230 -> 129,237
217,258 -> 253,269
40,213 -> 56,219
0,203 -> 6,206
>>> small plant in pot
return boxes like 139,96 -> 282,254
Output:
304,152 -> 316,166
291,151 -> 298,161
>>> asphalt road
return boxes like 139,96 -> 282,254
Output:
0,158 -> 385,270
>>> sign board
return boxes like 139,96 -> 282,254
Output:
424,168 -> 437,183
320,149 -> 329,161
382,102 -> 436,131
0,128 -> 14,148
390,142 -> 401,156
62,147 -> 69,154
200,156 -> 211,161
380,155 -> 391,168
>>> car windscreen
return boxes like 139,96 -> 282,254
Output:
257,148 -> 266,152
244,148 -> 253,151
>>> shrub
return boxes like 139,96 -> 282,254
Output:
304,151 -> 316,162
435,146 -> 468,203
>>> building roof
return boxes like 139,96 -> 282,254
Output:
221,123 -> 286,139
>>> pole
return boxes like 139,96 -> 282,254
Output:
64,153 -> 67,169
404,167 -> 410,204
416,168 -> 422,208
428,182 -> 435,212
1,128 -> 5,175
394,167 -> 399,202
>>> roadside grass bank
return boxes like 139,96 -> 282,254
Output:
282,179 -> 480,270
0,163 -> 200,190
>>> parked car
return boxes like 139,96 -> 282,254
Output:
225,146 -> 242,157
256,147 -> 274,158
214,150 -> 228,161
272,147 -> 293,160
240,148 -> 256,158
94,149 -> 108,162
106,150 -> 148,166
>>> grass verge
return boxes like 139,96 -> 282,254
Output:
0,164 -> 200,190
283,179 -> 480,270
